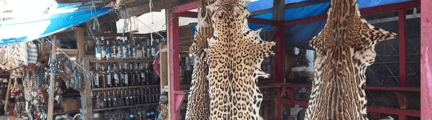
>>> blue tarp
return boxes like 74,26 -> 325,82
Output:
0,4 -> 113,47
192,0 -> 410,49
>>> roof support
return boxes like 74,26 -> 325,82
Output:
421,0 -> 432,119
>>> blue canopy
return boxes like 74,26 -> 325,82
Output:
0,3 -> 113,47
192,0 -> 410,49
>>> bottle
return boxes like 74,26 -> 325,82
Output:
129,63 -> 135,86
136,39 -> 143,59
106,39 -> 112,60
120,64 -> 125,87
146,39 -> 151,58
94,65 -> 100,88
117,90 -> 123,106
113,90 -> 118,107
95,38 -> 101,60
140,63 -> 147,85
134,63 -> 141,85
125,89 -> 130,106
151,39 -> 157,58
142,39 -> 147,59
124,63 -> 129,86
112,40 -> 117,59
113,64 -> 120,87
145,63 -> 151,85
129,108 -> 135,120
129,89 -> 134,105
131,40 -> 137,59
135,89 -> 141,104
117,40 -> 123,59
140,88 -> 145,104
107,64 -> 112,87
107,90 -> 112,107
127,39 -> 132,59
92,92 -> 97,109
122,40 -> 128,59
101,64 -> 107,88
101,37 -> 106,60
96,91 -> 101,108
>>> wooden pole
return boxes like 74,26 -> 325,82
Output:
3,72 -> 12,115
47,35 -> 57,120
82,57 -> 92,120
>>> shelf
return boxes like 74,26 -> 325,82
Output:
89,58 -> 154,63
92,85 -> 160,91
53,110 -> 80,115
93,103 -> 159,112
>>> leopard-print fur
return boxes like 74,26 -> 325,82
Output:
305,0 -> 396,119
185,0 -> 213,119
205,0 -> 275,119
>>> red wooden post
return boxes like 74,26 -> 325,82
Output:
169,14 -> 181,120
421,0 -> 432,119
399,9 -> 407,88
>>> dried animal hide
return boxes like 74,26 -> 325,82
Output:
305,0 -> 397,119
185,0 -> 213,119
0,42 -> 29,71
205,0 -> 275,119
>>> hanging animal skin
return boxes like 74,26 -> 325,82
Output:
185,0 -> 212,119
205,0 -> 275,119
305,0 -> 396,119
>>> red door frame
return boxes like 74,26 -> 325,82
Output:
168,0 -> 422,119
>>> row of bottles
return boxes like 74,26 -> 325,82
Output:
92,87 -> 160,109
92,62 -> 159,88
95,36 -> 160,60
100,106 -> 159,120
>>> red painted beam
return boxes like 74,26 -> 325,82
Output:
367,107 -> 420,117
273,27 -> 285,83
279,99 -> 420,117
421,0 -> 432,119
178,11 -> 281,26
277,88 -> 283,120
169,14 -> 181,120
399,9 -> 408,87
170,1 -> 199,13
281,0 -> 420,26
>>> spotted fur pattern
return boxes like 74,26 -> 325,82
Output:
305,0 -> 396,119
205,0 -> 275,119
185,0 -> 213,119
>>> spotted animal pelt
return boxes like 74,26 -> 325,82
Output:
205,0 -> 275,119
305,0 -> 396,119
185,0 -> 213,119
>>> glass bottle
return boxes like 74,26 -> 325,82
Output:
127,39 -> 132,59
92,92 -> 97,109
101,37 -> 106,60
107,64 -> 112,87
122,40 -> 128,59
94,65 -> 100,88
117,40 -> 123,59
125,89 -> 130,106
102,91 -> 107,108
144,87 -> 149,103
112,40 -> 117,59
114,64 -> 120,87
95,38 -> 101,60
131,40 -> 137,59
136,39 -> 143,59
129,63 -> 135,86
117,90 -> 123,106
129,89 -> 134,105
106,40 -> 112,60
120,64 -> 125,87
101,64 -> 107,88
151,39 -> 157,58
140,88 -> 145,104
134,63 -> 141,85
107,90 -> 112,107
146,39 -> 151,58
142,39 -> 147,59
140,63 -> 147,85
124,63 -> 129,86
113,90 -> 118,107
145,63 -> 151,85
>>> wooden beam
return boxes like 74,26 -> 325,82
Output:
81,57 -> 92,120
48,35 -> 57,120
3,73 -> 11,115
118,0 -> 198,17
77,28 -> 85,62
